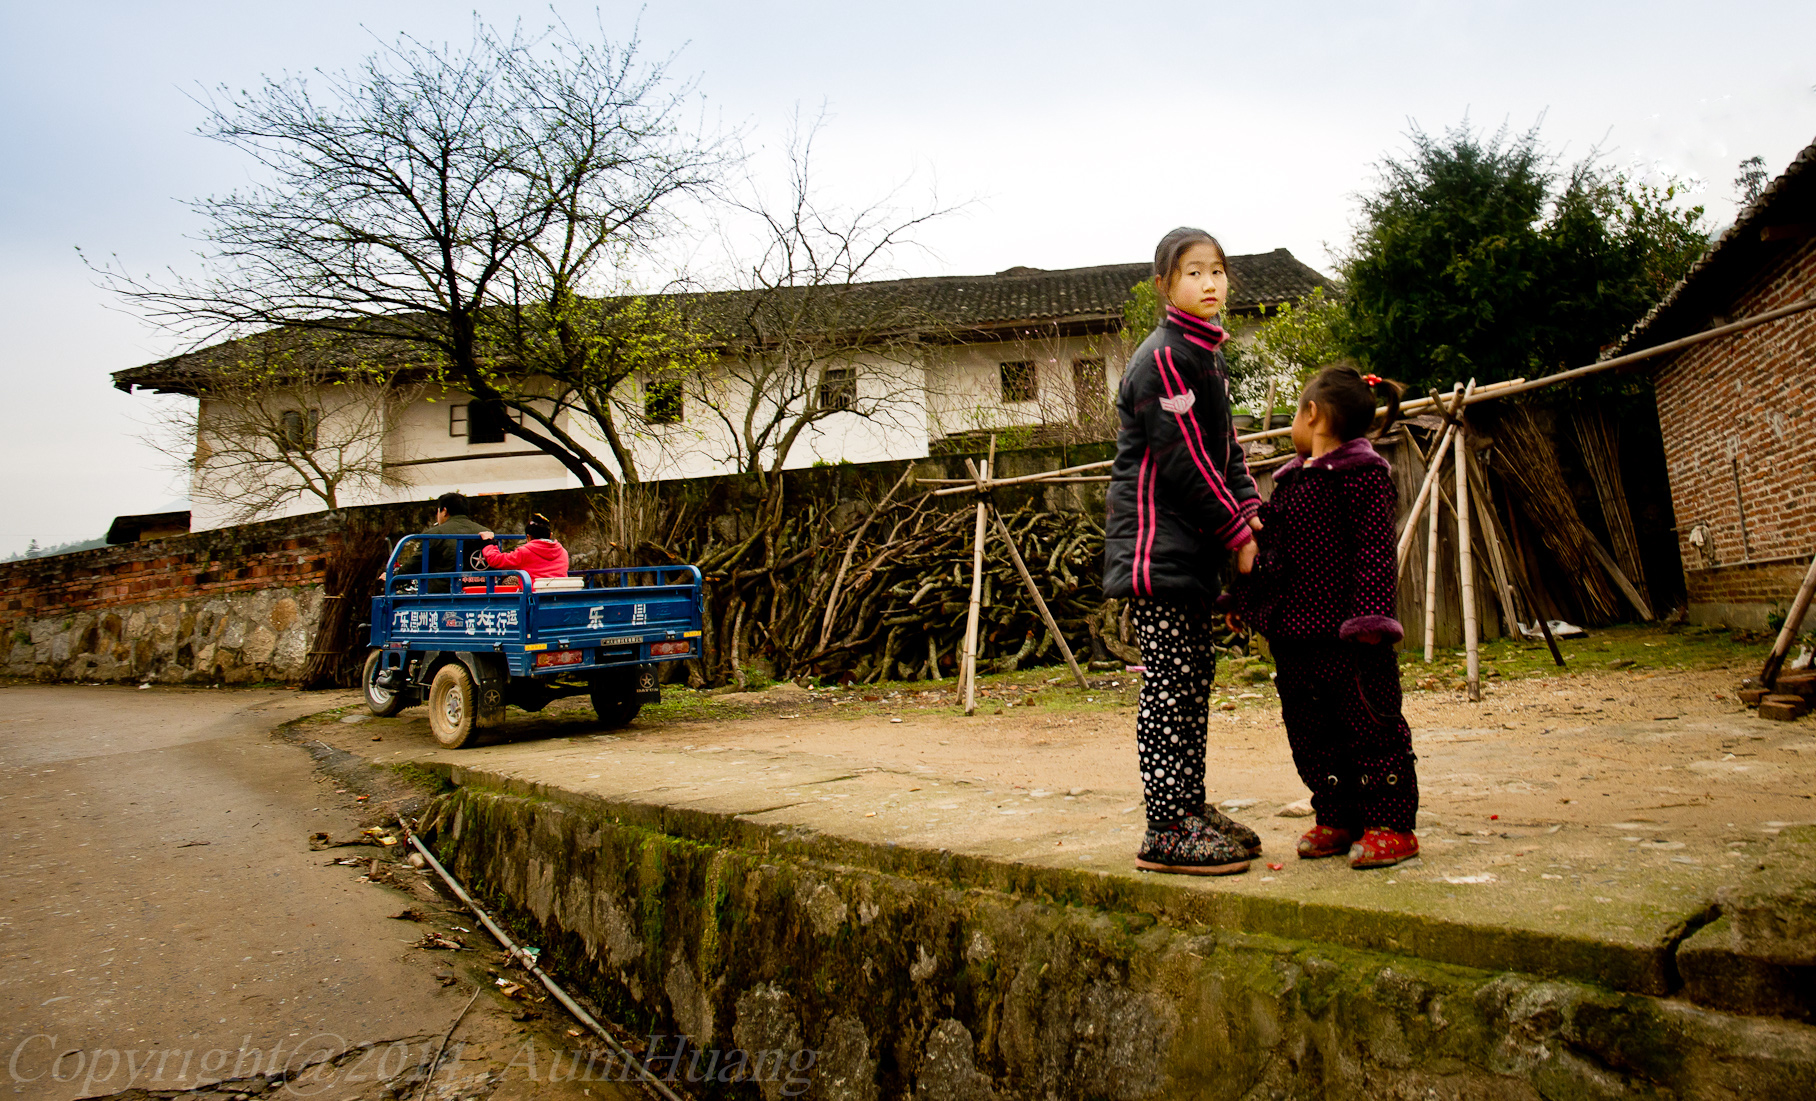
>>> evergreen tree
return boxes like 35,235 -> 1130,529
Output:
1342,121 -> 1707,394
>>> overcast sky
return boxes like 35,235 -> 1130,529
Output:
2,1 -> 1812,557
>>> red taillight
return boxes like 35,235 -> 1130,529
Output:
650,640 -> 691,656
533,649 -> 584,668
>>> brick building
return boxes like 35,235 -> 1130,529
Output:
1617,137 -> 1816,629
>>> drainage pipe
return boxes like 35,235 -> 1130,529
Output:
399,819 -> 688,1101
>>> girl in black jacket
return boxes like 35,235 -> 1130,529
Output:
1104,227 -> 1263,875
1231,364 -> 1419,869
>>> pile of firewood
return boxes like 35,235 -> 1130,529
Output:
612,486 -> 1135,686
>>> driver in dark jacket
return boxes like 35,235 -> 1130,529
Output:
393,491 -> 488,585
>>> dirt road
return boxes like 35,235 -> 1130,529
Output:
0,685 -> 637,1101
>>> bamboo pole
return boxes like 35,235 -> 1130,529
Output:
929,460 -> 1113,496
1423,466 -> 1443,664
992,508 -> 1088,688
1244,376 -> 1526,446
961,458 -> 990,715
1583,539 -> 1656,622
1760,552 -> 1816,689
1465,448 -> 1520,639
1456,415 -> 1482,702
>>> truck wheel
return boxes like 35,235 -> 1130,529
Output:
428,663 -> 480,748
589,671 -> 642,729
363,650 -> 407,717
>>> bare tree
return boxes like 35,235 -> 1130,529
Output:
149,332 -> 427,523
687,119 -> 957,494
98,16 -> 722,485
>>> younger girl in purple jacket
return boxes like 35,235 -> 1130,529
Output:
1232,364 -> 1419,869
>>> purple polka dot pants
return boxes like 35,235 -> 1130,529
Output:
1129,597 -> 1218,825
1273,640 -> 1419,833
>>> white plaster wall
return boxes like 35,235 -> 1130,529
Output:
925,333 -> 1127,440
190,386 -> 404,532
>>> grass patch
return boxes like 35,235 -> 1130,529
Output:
387,759 -> 454,794
1398,622 -> 1767,689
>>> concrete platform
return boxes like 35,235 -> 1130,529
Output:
298,665 -> 1816,1001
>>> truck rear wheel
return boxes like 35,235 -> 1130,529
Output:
428,663 -> 481,748
589,670 -> 642,730
363,650 -> 407,718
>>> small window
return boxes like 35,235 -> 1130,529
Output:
645,379 -> 684,424
1071,357 -> 1108,420
818,365 -> 856,411
451,401 -> 519,444
1000,361 -> 1037,403
280,409 -> 319,451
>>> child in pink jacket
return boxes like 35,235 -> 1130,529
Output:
478,513 -> 570,582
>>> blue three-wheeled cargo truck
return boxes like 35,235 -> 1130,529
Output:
361,533 -> 704,747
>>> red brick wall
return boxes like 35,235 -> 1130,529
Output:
1653,236 -> 1816,624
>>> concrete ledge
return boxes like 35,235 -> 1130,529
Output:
436,761 -> 1678,997
415,768 -> 1816,1099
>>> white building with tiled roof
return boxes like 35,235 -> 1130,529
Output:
116,251 -> 1331,530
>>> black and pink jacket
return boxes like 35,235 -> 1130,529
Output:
1102,307 -> 1260,600
1230,437 -> 1405,644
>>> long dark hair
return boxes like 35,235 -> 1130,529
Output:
1302,361 -> 1405,441
1152,226 -> 1227,288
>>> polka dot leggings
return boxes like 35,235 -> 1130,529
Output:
1129,597 -> 1219,825
1273,640 -> 1419,833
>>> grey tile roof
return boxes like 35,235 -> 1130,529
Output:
795,248 -> 1332,328
114,250 -> 1332,394
1610,136 -> 1816,357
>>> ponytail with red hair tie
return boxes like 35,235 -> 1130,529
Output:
1362,373 -> 1383,386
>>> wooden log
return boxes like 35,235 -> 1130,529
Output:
1760,553 -> 1816,689
820,467 -> 915,651
961,459 -> 990,715
1455,403 -> 1482,702
991,508 -> 1087,688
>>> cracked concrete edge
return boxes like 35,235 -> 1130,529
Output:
272,718 -> 445,822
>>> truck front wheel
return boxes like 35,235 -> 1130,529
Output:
429,663 -> 481,748
589,670 -> 642,730
363,650 -> 407,718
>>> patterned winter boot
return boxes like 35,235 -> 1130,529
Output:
1136,816 -> 1252,876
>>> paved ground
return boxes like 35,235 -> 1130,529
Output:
0,685 -> 638,1101
296,641 -> 1816,990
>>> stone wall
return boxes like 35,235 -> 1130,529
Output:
1,515 -> 341,683
415,779 -> 1816,1100
1654,235 -> 1816,628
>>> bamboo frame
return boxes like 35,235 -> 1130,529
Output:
961,457 -> 990,715
1456,416 -> 1481,702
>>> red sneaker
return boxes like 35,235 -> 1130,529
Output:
1348,828 -> 1419,869
1296,825 -> 1354,859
